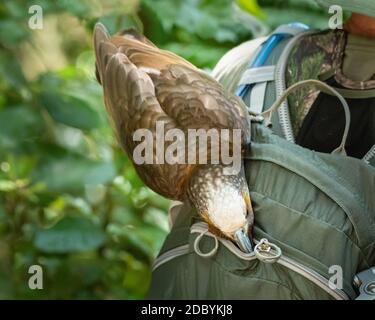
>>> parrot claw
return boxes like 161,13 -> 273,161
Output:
234,228 -> 254,253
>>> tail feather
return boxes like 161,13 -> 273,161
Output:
94,23 -> 114,84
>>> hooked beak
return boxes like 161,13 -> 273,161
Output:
235,192 -> 254,253
234,227 -> 254,253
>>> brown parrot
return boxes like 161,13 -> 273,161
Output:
93,23 -> 254,252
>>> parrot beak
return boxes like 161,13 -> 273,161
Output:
234,227 -> 254,253
235,192 -> 254,253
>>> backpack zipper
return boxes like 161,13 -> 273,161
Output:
153,222 -> 350,300
152,244 -> 190,271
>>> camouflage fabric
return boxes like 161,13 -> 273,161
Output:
212,28 -> 375,137
286,29 -> 375,135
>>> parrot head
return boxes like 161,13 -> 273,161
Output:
187,164 -> 254,253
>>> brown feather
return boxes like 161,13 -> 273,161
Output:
93,23 -> 251,202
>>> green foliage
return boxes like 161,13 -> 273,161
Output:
259,0 -> 329,29
0,0 -> 329,299
0,0 -> 170,299
140,0 -> 263,68
35,216 -> 106,253
40,93 -> 102,130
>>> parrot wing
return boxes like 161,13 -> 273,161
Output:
93,23 -> 250,200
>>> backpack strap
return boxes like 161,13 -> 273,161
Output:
363,144 -> 375,166
237,25 -> 375,167
236,23 -> 317,142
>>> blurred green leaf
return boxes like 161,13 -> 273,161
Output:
0,53 -> 27,91
0,20 -> 29,46
34,216 -> 106,253
0,106 -> 45,152
32,152 -> 116,192
259,0 -> 328,29
142,0 -> 252,44
164,42 -> 227,68
144,207 -> 169,232
122,252 -> 150,294
0,180 -> 17,192
237,0 -> 264,17
58,0 -> 93,17
40,92 -> 102,130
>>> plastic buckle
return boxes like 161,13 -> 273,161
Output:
354,267 -> 375,300
254,238 -> 282,264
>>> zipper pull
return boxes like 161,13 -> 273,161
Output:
254,238 -> 282,263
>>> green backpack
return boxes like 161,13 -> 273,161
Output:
148,26 -> 375,300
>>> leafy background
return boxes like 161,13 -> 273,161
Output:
0,0 -> 329,299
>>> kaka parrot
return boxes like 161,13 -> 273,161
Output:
93,23 -> 254,252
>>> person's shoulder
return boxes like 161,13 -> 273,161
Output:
294,29 -> 343,54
